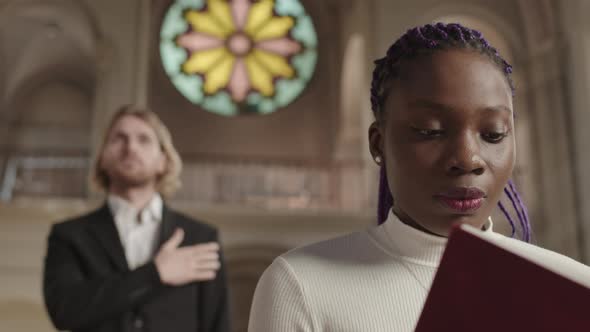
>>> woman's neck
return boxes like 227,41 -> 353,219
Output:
391,207 -> 447,238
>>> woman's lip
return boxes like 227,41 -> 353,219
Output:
436,187 -> 486,199
436,197 -> 484,213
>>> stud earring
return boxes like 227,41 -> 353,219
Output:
374,155 -> 382,164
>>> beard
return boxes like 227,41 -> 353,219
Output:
106,163 -> 159,189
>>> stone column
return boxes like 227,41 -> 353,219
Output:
557,0 -> 590,262
331,0 -> 376,214
519,0 -> 582,259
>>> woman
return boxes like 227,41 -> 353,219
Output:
248,23 -> 590,331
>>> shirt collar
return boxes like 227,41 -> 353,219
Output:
107,193 -> 163,224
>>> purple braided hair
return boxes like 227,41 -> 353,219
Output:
377,166 -> 394,224
508,179 -> 532,241
372,23 -> 531,242
498,201 -> 516,237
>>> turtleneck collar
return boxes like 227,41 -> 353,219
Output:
368,210 -> 493,267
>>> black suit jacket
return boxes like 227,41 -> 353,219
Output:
43,204 -> 230,332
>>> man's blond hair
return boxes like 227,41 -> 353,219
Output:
91,105 -> 182,197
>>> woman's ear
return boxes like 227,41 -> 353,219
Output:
368,121 -> 384,165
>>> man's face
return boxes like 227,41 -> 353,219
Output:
100,115 -> 166,190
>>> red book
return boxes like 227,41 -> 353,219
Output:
415,224 -> 590,332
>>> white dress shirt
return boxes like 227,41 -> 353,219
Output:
107,194 -> 163,270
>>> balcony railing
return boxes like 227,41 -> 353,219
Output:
0,155 -> 89,201
0,152 -> 375,212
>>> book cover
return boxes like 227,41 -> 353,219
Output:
415,224 -> 590,332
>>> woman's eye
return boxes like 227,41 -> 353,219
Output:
412,127 -> 444,138
482,132 -> 508,143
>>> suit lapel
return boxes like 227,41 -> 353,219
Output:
159,205 -> 179,247
88,204 -> 129,271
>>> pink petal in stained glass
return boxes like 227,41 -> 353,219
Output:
228,58 -> 250,102
256,38 -> 302,56
177,32 -> 224,52
231,0 -> 250,30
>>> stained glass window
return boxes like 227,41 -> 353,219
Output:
160,0 -> 318,116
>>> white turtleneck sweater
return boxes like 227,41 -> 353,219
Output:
248,211 -> 590,332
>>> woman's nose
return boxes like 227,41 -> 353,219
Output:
444,132 -> 485,176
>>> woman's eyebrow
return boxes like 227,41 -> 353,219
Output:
408,100 -> 512,114
480,105 -> 512,114
407,100 -> 455,112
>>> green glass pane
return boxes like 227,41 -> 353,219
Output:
161,5 -> 187,40
173,75 -> 204,104
203,92 -> 238,116
275,0 -> 305,17
292,15 -> 317,48
160,40 -> 187,75
177,0 -> 204,9
292,48 -> 318,81
275,79 -> 305,107
258,99 -> 276,114
246,92 -> 263,106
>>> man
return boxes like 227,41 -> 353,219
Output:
43,105 -> 230,332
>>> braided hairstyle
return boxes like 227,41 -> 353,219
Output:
371,22 -> 531,242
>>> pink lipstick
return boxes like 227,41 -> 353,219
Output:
435,187 -> 486,213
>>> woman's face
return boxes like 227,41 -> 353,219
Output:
369,49 -> 515,236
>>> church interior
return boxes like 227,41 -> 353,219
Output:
2,0 -> 590,331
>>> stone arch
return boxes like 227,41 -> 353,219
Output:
0,0 -> 101,152
0,0 -> 100,104
9,67 -> 94,150
0,0 -> 101,51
